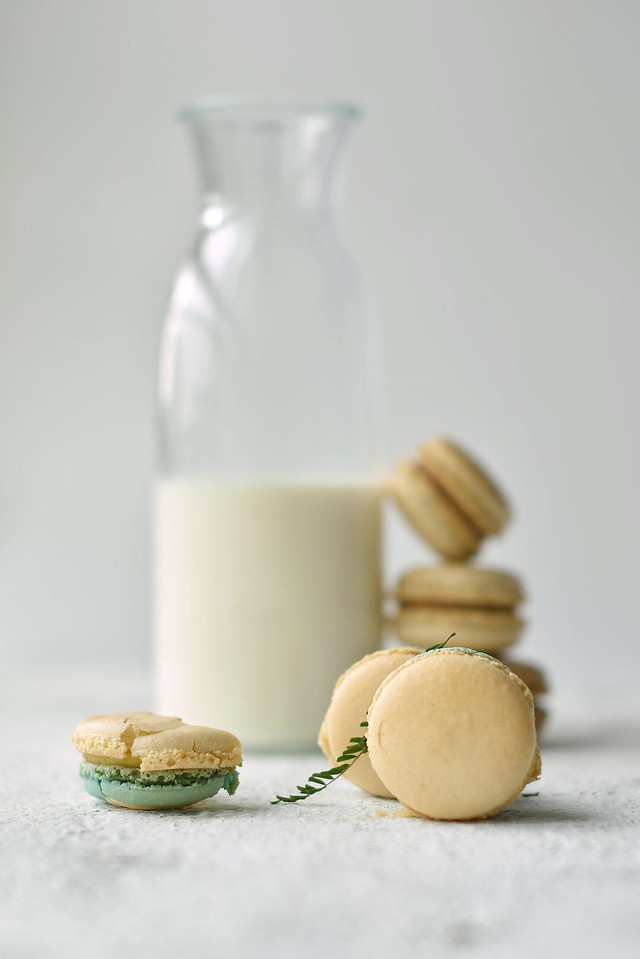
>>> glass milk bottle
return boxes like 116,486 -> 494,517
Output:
154,98 -> 381,749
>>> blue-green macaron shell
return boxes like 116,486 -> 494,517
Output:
79,761 -> 239,809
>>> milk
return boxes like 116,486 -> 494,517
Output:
154,479 -> 381,748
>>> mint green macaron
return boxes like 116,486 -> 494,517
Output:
79,761 -> 240,808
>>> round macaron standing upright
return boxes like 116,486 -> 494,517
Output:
366,647 -> 541,820
389,437 -> 510,560
389,460 -> 482,560
417,438 -> 510,537
319,647 -> 422,797
71,711 -> 242,809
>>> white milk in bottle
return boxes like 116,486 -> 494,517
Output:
155,479 -> 381,748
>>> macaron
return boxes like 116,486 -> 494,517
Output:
71,711 -> 242,809
395,606 -> 523,653
366,647 -> 540,820
417,437 -> 510,536
395,564 -> 525,654
389,438 -> 510,559
319,647 -> 423,797
398,565 -> 524,608
389,460 -> 481,559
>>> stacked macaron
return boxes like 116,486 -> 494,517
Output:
390,437 -> 509,560
319,647 -> 423,798
71,711 -> 242,809
396,564 -> 524,653
388,436 -> 548,727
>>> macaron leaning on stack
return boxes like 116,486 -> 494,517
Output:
319,647 -> 422,797
389,437 -> 510,560
71,711 -> 242,809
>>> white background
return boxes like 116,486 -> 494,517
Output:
1,1 -> 638,705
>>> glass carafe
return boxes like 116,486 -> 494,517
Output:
154,98 -> 382,749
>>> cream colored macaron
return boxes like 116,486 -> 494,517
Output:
319,647 -> 422,797
71,711 -> 242,809
389,460 -> 481,559
72,711 -> 242,771
367,648 -> 540,820
418,437 -> 510,535
398,565 -> 524,608
395,605 -> 523,653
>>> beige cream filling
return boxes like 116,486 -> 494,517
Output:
83,753 -> 141,767
398,599 -> 517,612
81,748 -> 241,772
72,735 -> 129,760
133,748 -> 241,772
417,461 -> 484,538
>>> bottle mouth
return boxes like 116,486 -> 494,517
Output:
179,95 -> 362,124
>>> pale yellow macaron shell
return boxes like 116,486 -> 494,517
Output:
71,711 -> 242,771
396,606 -> 523,652
398,565 -> 524,608
319,647 -> 422,797
367,648 -> 540,821
418,437 -> 510,535
131,724 -> 242,771
389,460 -> 481,559
71,712 -> 183,765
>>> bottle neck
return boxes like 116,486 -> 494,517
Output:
184,102 -> 357,217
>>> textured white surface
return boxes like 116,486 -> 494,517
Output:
1,693 -> 639,959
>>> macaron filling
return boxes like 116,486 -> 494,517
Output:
417,460 -> 484,538
417,438 -> 509,535
79,761 -> 240,809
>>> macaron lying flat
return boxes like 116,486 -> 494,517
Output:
71,711 -> 242,809
395,564 -> 525,654
367,647 -> 540,820
398,565 -> 524,608
396,605 -> 523,653
319,648 -> 422,797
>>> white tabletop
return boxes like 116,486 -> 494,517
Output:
1,675 -> 639,959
